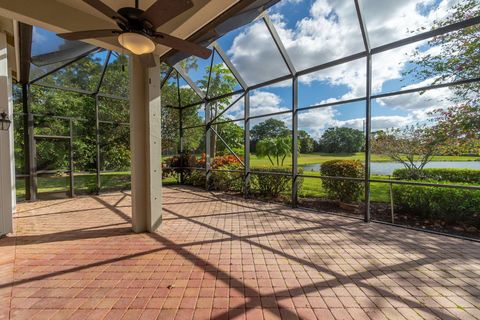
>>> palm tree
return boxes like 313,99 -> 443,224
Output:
256,136 -> 291,166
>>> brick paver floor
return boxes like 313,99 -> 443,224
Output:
0,186 -> 479,319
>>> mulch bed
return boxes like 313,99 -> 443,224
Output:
299,197 -> 480,240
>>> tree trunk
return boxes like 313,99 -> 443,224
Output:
267,155 -> 274,166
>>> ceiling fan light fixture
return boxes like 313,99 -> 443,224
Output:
118,32 -> 156,55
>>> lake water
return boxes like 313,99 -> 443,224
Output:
302,161 -> 480,176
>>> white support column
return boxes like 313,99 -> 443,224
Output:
0,32 -> 15,236
129,55 -> 162,233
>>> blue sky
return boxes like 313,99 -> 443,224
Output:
175,0 -> 461,138
31,27 -> 66,56
207,0 -> 460,138
33,0 -> 462,139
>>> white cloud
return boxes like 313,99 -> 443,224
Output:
377,78 -> 454,112
222,0 -> 462,137
336,115 -> 414,131
250,91 -> 290,116
278,0 -> 364,70
275,0 -> 305,7
227,0 -> 458,94
222,94 -> 244,119
226,21 -> 290,86
244,89 -> 436,138
222,91 -> 291,121
362,0 -> 461,47
298,107 -> 337,138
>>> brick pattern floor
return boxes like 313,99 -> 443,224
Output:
0,186 -> 479,320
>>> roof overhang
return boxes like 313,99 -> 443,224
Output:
0,0 -> 240,57
0,16 -> 17,79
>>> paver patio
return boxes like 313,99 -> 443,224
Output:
0,186 -> 479,320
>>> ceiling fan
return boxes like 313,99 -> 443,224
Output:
57,0 -> 212,65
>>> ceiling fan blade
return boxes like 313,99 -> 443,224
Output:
139,53 -> 157,68
153,32 -> 212,59
83,0 -> 128,25
57,29 -> 121,41
141,0 -> 194,29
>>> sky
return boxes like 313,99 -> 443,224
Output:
32,0 -> 470,140
199,0 -> 466,139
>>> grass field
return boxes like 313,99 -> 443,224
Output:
17,151 -> 478,203
249,152 -> 479,167
17,171 -> 475,206
16,172 -> 131,199
249,152 -> 478,203
15,172 -> 190,199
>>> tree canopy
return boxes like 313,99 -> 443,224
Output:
405,0 -> 479,156
161,58 -> 242,160
14,52 -> 130,175
371,125 -> 445,176
256,136 -> 292,166
318,127 -> 364,154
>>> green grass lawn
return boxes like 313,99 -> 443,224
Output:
250,152 -> 479,167
16,171 -> 181,200
250,152 -> 478,203
18,151 -> 478,205
16,172 -> 132,199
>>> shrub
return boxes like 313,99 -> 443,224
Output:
171,154 -> 243,189
162,161 -> 174,179
211,155 -> 242,169
183,169 -> 206,187
393,168 -> 480,184
232,147 -> 244,157
320,160 -> 364,203
164,153 -> 201,170
393,184 -> 480,225
163,152 -> 206,184
250,167 -> 303,198
209,164 -> 243,192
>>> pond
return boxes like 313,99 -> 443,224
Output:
301,161 -> 480,176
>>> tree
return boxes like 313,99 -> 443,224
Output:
429,105 -> 480,155
371,125 -> 446,178
161,66 -> 205,156
251,119 -> 289,152
256,136 -> 292,166
407,0 -> 479,155
162,59 -> 239,158
215,119 -> 244,155
198,63 -> 238,158
313,139 -> 322,152
298,130 -> 315,154
318,127 -> 364,153
14,52 -> 133,176
407,0 -> 479,105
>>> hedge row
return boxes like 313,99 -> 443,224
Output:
393,168 -> 480,184
393,184 -> 480,226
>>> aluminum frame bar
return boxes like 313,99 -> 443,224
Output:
263,15 -> 296,76
210,126 -> 245,167
212,43 -> 248,90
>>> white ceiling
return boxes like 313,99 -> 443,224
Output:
0,0 -> 238,56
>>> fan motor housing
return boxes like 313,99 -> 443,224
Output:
117,7 -> 154,33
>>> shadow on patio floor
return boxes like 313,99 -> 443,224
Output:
1,186 -> 478,320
